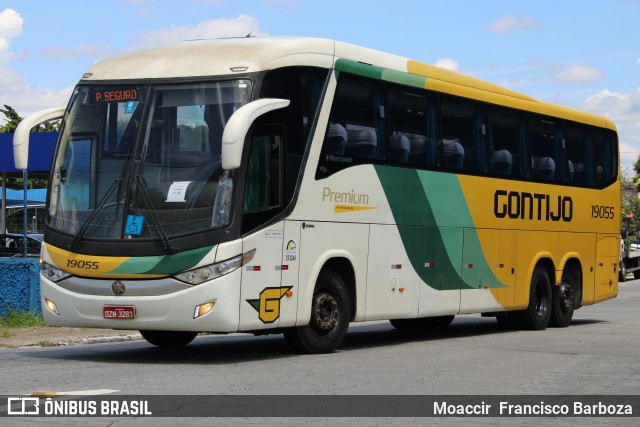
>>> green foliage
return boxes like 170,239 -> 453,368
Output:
622,167 -> 640,245
0,310 -> 46,328
0,104 -> 60,133
0,105 -> 23,133
633,156 -> 640,191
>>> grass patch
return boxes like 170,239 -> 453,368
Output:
0,327 -> 13,338
0,310 -> 46,328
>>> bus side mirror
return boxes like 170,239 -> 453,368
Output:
221,98 -> 290,170
13,106 -> 66,170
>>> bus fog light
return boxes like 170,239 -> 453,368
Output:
194,301 -> 215,319
45,298 -> 60,316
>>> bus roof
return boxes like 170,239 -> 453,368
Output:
82,37 -> 615,130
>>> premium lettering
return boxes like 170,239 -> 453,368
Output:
322,187 -> 369,205
494,190 -> 572,222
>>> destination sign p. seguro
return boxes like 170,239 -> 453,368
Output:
91,88 -> 141,104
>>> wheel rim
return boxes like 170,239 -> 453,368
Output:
534,279 -> 549,317
311,291 -> 339,335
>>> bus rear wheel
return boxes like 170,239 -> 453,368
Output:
139,330 -> 198,347
283,269 -> 350,354
549,268 -> 576,327
516,266 -> 552,330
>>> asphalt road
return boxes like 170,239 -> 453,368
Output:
1,280 -> 639,426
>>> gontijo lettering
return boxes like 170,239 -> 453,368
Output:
494,190 -> 573,222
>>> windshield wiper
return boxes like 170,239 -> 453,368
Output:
134,175 -> 176,253
71,178 -> 122,249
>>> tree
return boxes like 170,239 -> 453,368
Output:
622,164 -> 640,243
632,155 -> 640,191
0,105 -> 23,133
0,104 -> 60,133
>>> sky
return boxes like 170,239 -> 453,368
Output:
1,0 -> 640,169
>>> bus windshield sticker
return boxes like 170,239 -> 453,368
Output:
125,215 -> 144,236
165,181 -> 192,203
124,101 -> 136,114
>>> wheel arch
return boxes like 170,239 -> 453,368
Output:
526,254 -> 556,288
321,257 -> 357,322
560,256 -> 583,308
296,250 -> 358,325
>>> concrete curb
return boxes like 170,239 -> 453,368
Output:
47,334 -> 143,347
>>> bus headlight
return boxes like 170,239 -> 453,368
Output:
174,254 -> 242,285
41,261 -> 71,282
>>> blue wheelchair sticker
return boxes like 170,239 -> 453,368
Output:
124,101 -> 136,114
126,215 -> 144,235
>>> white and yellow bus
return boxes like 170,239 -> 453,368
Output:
14,37 -> 620,353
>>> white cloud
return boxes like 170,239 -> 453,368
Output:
139,14 -> 265,46
488,15 -> 534,34
583,87 -> 640,167
0,8 -> 73,126
0,8 -> 23,62
434,58 -> 459,71
554,65 -> 603,84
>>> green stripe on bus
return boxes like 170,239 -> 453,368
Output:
335,59 -> 427,89
335,58 -> 384,80
375,166 -> 505,290
109,245 -> 214,276
381,69 -> 426,88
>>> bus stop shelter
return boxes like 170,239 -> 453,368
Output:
0,132 -> 56,233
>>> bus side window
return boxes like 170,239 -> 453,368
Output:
529,116 -> 559,182
594,128 -> 617,187
317,74 -> 386,178
565,123 -> 593,186
260,67 -> 329,199
488,108 -> 526,178
440,96 -> 486,174
242,126 -> 285,233
387,85 -> 439,169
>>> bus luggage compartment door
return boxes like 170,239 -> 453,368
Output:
594,234 -> 618,302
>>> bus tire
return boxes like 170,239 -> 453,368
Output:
516,266 -> 552,330
390,315 -> 454,329
634,270 -> 640,280
549,268 -> 576,327
283,269 -> 350,354
139,330 -> 198,347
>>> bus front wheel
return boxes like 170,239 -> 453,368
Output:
139,330 -> 198,347
516,267 -> 552,330
283,269 -> 350,354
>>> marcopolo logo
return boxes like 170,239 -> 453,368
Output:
494,190 -> 573,222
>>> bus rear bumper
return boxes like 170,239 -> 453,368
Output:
40,269 -> 241,332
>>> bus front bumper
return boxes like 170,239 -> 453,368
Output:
39,269 -> 241,332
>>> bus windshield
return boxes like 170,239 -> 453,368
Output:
48,80 -> 252,242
